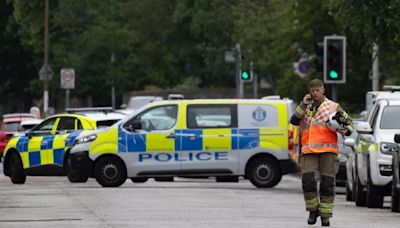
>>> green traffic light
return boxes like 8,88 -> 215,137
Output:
329,70 -> 338,79
242,71 -> 249,79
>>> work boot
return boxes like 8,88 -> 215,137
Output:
321,217 -> 330,226
307,210 -> 320,225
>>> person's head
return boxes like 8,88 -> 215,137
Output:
308,79 -> 325,103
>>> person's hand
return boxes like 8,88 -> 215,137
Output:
302,94 -> 312,105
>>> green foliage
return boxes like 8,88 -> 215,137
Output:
3,0 -> 400,112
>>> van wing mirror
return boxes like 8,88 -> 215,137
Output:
125,121 -> 142,131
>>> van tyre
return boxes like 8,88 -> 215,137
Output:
247,157 -> 281,188
9,153 -> 26,184
131,177 -> 149,183
95,157 -> 126,187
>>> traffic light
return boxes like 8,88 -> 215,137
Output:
324,36 -> 346,83
241,69 -> 252,82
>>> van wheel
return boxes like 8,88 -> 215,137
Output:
9,153 -> 26,184
247,157 -> 281,188
94,157 -> 126,187
131,177 -> 149,183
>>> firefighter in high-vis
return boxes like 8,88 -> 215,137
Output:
290,79 -> 353,227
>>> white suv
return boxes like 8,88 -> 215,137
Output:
354,93 -> 400,208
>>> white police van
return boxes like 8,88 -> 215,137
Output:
68,99 -> 299,187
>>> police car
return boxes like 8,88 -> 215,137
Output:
68,99 -> 299,187
2,114 -> 98,184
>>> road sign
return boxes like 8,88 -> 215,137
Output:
39,65 -> 53,80
60,68 -> 75,89
224,51 -> 235,63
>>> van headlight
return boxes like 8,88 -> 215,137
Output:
75,134 -> 97,145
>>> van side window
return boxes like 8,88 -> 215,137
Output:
186,104 -> 237,128
125,105 -> 178,131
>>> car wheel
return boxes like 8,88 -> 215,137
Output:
9,153 -> 26,184
247,157 -> 281,188
345,182 -> 353,201
66,156 -> 88,183
391,156 -> 400,212
130,177 -> 149,183
355,172 -> 366,207
366,167 -> 384,208
94,157 -> 127,187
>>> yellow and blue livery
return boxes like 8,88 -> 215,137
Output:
3,114 -> 97,184
68,99 -> 299,187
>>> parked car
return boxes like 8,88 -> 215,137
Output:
0,113 -> 38,158
336,133 -> 355,187
353,91 -> 400,208
344,128 -> 359,201
389,133 -> 400,212
65,107 -> 126,128
2,114 -> 97,184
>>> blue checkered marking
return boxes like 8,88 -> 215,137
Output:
16,137 -> 29,152
238,129 -> 259,149
118,127 -> 146,152
53,148 -> 64,165
29,151 -> 41,166
65,130 -> 82,147
179,129 -> 202,151
41,135 -> 54,150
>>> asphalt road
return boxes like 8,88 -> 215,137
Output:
0,162 -> 399,228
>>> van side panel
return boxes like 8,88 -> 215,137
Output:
237,103 -> 290,174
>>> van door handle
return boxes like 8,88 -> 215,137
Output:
187,134 -> 196,140
166,133 -> 175,139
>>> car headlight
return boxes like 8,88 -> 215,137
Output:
380,142 -> 399,155
75,134 -> 97,145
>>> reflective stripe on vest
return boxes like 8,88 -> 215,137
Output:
301,98 -> 339,154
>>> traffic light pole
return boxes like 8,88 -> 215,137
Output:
372,43 -> 379,91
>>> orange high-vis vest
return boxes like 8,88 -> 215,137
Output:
300,98 -> 339,154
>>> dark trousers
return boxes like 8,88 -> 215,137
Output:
299,152 -> 340,217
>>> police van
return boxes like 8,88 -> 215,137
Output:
68,99 -> 299,187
